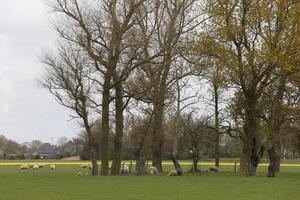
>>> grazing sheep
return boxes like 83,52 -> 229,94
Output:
80,164 -> 88,169
148,166 -> 158,175
88,164 -> 93,170
168,170 -> 178,176
120,164 -> 129,174
20,165 -> 29,170
50,164 -> 56,170
33,164 -> 39,170
208,166 -> 219,172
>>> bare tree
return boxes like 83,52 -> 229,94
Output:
41,44 -> 100,175
47,0 -> 149,175
136,0 -> 199,172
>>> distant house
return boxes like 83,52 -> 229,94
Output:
38,143 -> 58,158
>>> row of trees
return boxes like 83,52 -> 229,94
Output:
42,0 -> 300,177
0,135 -> 81,159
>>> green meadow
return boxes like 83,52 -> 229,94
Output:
0,160 -> 299,200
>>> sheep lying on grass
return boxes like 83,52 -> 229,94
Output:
50,164 -> 56,170
148,166 -> 158,175
20,165 -> 29,170
168,170 -> 178,176
208,166 -> 219,172
33,164 -> 39,170
120,164 -> 129,174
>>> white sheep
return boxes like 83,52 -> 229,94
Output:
120,164 -> 129,174
148,166 -> 158,175
168,170 -> 178,176
19,165 -> 29,170
33,164 -> 39,170
208,166 -> 219,172
50,164 -> 56,170
88,164 -> 93,170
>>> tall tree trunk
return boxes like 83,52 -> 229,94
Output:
101,73 -> 111,176
90,145 -> 99,176
136,158 -> 146,175
111,80 -> 124,175
240,138 -> 252,176
135,148 -> 147,176
172,132 -> 178,156
82,112 -> 98,176
240,94 -> 261,176
135,139 -> 147,176
267,75 -> 286,176
213,84 -> 220,168
214,135 -> 220,168
191,154 -> 199,172
268,135 -> 281,176
173,77 -> 181,156
152,98 -> 164,172
267,145 -> 276,177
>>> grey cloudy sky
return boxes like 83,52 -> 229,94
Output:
0,0 -> 78,143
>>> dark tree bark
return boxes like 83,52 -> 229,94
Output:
267,145 -> 276,177
151,100 -> 164,172
111,77 -> 124,175
267,75 -> 286,177
101,73 -> 111,176
213,84 -> 220,168
135,156 -> 147,176
89,145 -> 99,176
240,92 -> 262,177
191,155 -> 200,172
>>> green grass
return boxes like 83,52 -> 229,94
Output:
0,163 -> 299,200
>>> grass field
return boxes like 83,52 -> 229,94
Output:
0,160 -> 299,200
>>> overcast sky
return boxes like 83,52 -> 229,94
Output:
0,0 -> 78,144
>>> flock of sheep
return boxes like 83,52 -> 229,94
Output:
19,164 -> 56,170
19,163 -> 219,176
